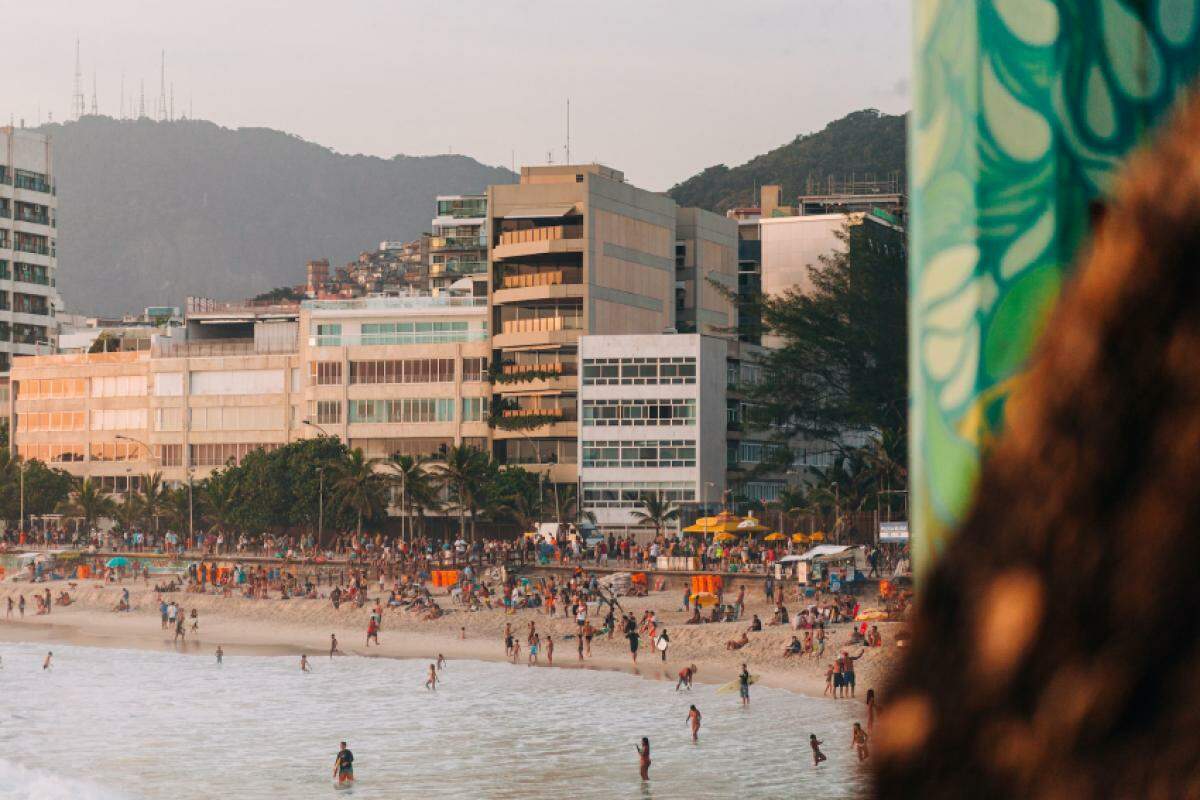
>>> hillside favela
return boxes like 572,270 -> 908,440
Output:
4,3 -> 1200,798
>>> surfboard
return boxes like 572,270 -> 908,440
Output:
655,637 -> 668,652
716,674 -> 759,694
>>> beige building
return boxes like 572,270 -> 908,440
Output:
487,164 -> 680,488
298,295 -> 492,464
674,207 -> 737,336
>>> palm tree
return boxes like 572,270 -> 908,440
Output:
112,493 -> 143,532
384,453 -> 438,544
135,471 -> 169,532
161,485 -> 191,535
199,470 -> 240,538
631,492 -> 679,538
496,480 -> 545,534
432,444 -> 488,544
57,477 -> 115,532
331,448 -> 386,541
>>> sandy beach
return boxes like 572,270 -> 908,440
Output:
0,576 -> 900,699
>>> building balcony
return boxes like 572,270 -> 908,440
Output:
493,225 -> 584,260
492,418 -> 577,440
430,259 -> 487,276
430,234 -> 487,251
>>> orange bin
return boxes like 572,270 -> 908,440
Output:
77,565 -> 91,579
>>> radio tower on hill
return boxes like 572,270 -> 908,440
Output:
157,50 -> 167,121
72,38 -> 86,119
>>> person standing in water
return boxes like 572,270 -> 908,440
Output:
851,722 -> 869,761
215,645 -> 224,665
300,654 -> 310,672
687,705 -> 702,742
330,634 -> 342,658
425,663 -> 439,691
42,651 -> 52,670
636,737 -> 651,781
739,663 -> 751,706
676,664 -> 697,691
810,734 -> 828,766
333,741 -> 354,785
436,654 -> 446,670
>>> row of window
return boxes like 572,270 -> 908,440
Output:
581,398 -> 696,426
310,398 -> 486,425
18,411 -> 86,431
312,358 -> 488,386
348,398 -> 456,424
730,441 -> 790,465
582,481 -> 697,508
10,379 -> 74,402
190,442 -> 281,466
581,439 -> 697,469
313,321 -> 484,346
581,356 -> 697,385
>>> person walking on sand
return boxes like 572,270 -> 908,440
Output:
504,623 -> 514,657
627,627 -> 640,665
676,664 -> 697,691
190,608 -> 199,632
366,616 -> 379,646
330,633 -> 343,658
687,705 -> 702,742
333,741 -> 354,786
6,596 -> 13,619
852,721 -> 870,761
174,614 -> 186,644
215,645 -> 224,665
19,595 -> 25,619
425,663 -> 439,691
42,651 -> 52,670
810,734 -> 828,766
657,628 -> 670,662
636,737 -> 651,781
301,654 -> 311,672
528,633 -> 540,666
739,663 -> 751,706
545,635 -> 554,665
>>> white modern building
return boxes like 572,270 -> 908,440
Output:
578,333 -> 727,531
0,127 -> 61,373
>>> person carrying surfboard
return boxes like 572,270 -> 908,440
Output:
333,741 -> 354,786
656,628 -> 670,661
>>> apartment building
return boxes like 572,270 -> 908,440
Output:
429,195 -> 488,291
578,333 -> 726,531
0,127 -> 61,374
298,295 -> 492,463
487,164 -> 680,489
673,207 -> 738,335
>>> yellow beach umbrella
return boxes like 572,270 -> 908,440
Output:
684,511 -> 745,535
809,531 -> 826,542
791,533 -> 809,543
690,592 -> 718,607
735,513 -> 770,534
764,532 -> 787,541
713,532 -> 738,542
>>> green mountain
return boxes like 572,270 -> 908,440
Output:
666,109 -> 907,213
37,116 -> 514,316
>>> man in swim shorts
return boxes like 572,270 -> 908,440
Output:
333,741 -> 354,784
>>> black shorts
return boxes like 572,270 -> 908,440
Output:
833,673 -> 844,688
845,671 -> 856,687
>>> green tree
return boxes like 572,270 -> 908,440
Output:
331,448 -> 386,541
384,453 -> 440,543
199,469 -> 241,537
631,493 -> 679,538
134,472 -> 169,532
57,477 -> 116,531
432,444 -> 489,544
19,460 -> 74,519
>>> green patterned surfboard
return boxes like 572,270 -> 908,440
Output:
911,0 -> 1200,577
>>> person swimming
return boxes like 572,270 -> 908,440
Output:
333,741 -> 354,785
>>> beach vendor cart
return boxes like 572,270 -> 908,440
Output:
791,545 -> 869,587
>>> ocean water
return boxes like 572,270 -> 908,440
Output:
0,642 -> 868,799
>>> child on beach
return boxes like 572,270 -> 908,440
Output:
301,654 -> 310,672
687,705 -> 702,742
810,734 -> 827,766
425,663 -> 438,691
436,654 -> 445,670
852,722 -> 869,761
545,636 -> 553,665
676,664 -> 697,691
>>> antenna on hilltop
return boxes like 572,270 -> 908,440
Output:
565,98 -> 570,165
139,80 -> 146,118
72,38 -> 85,119
170,83 -> 175,122
91,71 -> 98,116
120,73 -> 125,120
157,50 -> 167,121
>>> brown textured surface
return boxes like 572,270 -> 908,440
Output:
874,92 -> 1200,798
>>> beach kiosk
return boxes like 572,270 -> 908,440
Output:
784,545 -> 869,586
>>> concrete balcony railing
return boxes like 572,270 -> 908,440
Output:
498,225 -> 583,247
499,315 -> 582,335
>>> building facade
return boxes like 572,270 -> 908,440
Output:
429,195 -> 488,291
0,127 -> 61,374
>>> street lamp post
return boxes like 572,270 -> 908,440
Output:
116,433 -> 160,534
302,420 -> 331,552
187,467 -> 195,551
18,458 -> 25,536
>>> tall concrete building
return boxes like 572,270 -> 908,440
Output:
487,164 -> 678,489
0,127 -> 61,374
429,195 -> 488,291
673,207 -> 738,336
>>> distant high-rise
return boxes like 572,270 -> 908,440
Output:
0,127 -> 62,373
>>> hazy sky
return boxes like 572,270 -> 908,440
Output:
8,0 -> 911,190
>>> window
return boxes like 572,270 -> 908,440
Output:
581,398 -> 696,426
191,369 -> 285,396
90,408 -> 147,431
154,372 -> 184,396
581,356 -> 697,386
461,397 -> 485,422
348,359 -> 454,384
582,481 -> 697,509
156,444 -> 183,467
91,375 -> 148,398
17,443 -> 86,462
461,357 -> 488,382
313,323 -> 342,346
348,398 -> 454,424
189,442 -> 281,466
581,439 -> 697,468
89,441 -> 149,462
310,361 -> 343,386
155,407 -> 184,432
17,378 -> 86,399
190,406 -> 285,431
19,411 -> 86,432
310,400 -> 342,425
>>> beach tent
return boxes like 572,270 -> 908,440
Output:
105,556 -> 130,568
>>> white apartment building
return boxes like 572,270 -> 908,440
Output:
578,333 -> 727,532
0,127 -> 61,373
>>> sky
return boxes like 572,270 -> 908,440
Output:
6,0 -> 911,191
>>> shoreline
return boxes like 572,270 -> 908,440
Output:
0,578 -> 900,699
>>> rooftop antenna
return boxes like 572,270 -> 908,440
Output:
72,38 -> 85,119
139,80 -> 145,118
157,50 -> 167,121
189,95 -> 193,120
170,82 -> 175,121
90,71 -> 98,116
565,98 -> 570,165
120,72 -> 125,120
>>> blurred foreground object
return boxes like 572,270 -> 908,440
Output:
879,90 -> 1200,798
910,0 -> 1200,575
